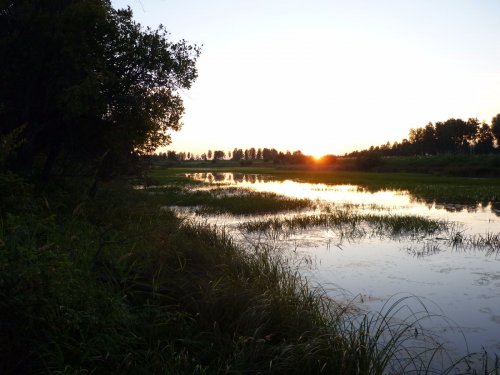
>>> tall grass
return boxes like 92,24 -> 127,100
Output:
238,212 -> 447,237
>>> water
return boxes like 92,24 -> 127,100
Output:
181,172 -> 500,358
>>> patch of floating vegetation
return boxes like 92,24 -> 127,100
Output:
238,211 -> 447,237
147,185 -> 315,215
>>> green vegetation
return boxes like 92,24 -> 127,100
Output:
238,212 -> 447,237
1,175 -> 469,374
146,185 -> 314,215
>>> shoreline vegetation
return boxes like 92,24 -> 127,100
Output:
2,171 -> 500,374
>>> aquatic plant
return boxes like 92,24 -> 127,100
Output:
238,212 -> 447,238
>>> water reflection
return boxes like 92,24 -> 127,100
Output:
181,172 -> 500,358
186,173 -> 500,227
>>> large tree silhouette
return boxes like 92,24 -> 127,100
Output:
0,0 -> 200,178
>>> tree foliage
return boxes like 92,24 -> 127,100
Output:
348,116 -> 499,157
0,0 -> 200,177
492,113 -> 500,146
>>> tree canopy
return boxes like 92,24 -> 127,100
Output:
347,116 -> 500,158
0,0 -> 200,177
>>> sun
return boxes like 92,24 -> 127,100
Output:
312,154 -> 323,161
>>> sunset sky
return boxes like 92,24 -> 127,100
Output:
111,0 -> 500,157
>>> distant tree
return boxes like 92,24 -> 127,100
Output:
207,150 -> 212,160
213,150 -> 225,160
232,148 -> 243,161
262,148 -> 278,162
167,151 -> 178,161
492,114 -> 500,146
474,123 -> 494,154
256,148 -> 262,160
201,153 -> 207,160
0,1 -> 200,178
236,149 -> 241,160
249,147 -> 256,160
262,148 -> 271,161
227,151 -> 232,160
434,119 -> 474,153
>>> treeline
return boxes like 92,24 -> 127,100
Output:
153,148 -> 329,164
347,116 -> 500,157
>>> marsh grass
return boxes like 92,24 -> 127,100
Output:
238,212 -> 447,238
147,184 -> 315,214
239,212 -> 500,256
448,232 -> 500,254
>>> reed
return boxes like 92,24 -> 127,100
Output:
239,212 -> 447,238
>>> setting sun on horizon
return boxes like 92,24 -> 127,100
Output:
112,0 -> 500,156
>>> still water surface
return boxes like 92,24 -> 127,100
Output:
183,172 -> 500,358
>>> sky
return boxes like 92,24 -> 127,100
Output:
111,0 -> 500,157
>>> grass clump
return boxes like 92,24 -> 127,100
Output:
239,212 -> 447,238
147,184 -> 315,215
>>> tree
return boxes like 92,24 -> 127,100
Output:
213,150 -> 225,160
492,114 -> 500,147
248,147 -> 256,160
231,148 -> 243,161
207,150 -> 213,160
0,0 -> 200,178
475,123 -> 494,154
167,151 -> 178,161
435,119 -> 472,153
